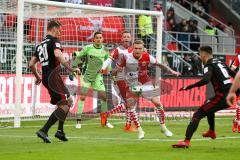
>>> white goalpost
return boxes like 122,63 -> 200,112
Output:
0,0 -> 163,128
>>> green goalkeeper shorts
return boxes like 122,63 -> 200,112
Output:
80,74 -> 106,95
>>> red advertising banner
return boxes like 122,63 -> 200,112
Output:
27,16 -> 124,43
138,78 -> 206,108
0,74 -> 207,117
0,74 -> 94,117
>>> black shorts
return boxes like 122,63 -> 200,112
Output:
42,72 -> 70,105
201,91 -> 230,113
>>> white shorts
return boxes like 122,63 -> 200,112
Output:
129,81 -> 160,101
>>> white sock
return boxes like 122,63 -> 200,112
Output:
138,127 -> 143,132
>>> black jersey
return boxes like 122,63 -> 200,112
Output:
34,35 -> 63,75
186,58 -> 235,93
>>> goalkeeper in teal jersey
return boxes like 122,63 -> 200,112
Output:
72,32 -> 113,129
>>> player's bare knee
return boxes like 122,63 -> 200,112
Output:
151,96 -> 160,106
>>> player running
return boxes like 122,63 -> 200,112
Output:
29,20 -> 80,143
101,30 -> 137,132
172,46 -> 236,148
102,40 -> 180,139
72,32 -> 114,129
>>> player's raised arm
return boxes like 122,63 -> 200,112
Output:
150,55 -> 181,76
29,55 -> 41,85
180,65 -> 213,91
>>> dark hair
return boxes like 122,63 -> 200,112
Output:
122,30 -> 131,35
94,31 -> 102,38
133,39 -> 144,45
199,46 -> 213,55
47,20 -> 61,31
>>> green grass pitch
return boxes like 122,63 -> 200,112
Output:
0,117 -> 239,160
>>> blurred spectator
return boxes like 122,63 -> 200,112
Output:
172,19 -> 187,33
191,55 -> 203,75
154,2 -> 162,11
224,22 -> 234,37
193,0 -> 205,13
178,25 -> 189,50
166,7 -> 176,31
202,0 -> 210,13
181,0 -> 191,10
176,0 -> 210,21
204,25 -> 216,35
215,23 -> 224,32
204,19 -> 217,36
138,8 -> 153,50
188,19 -> 195,33
190,30 -> 200,51
182,53 -> 193,75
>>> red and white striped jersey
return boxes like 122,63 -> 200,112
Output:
118,51 -> 157,85
110,45 -> 133,80
232,54 -> 240,69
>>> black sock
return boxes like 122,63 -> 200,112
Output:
185,109 -> 205,140
41,111 -> 58,134
54,107 -> 68,121
185,117 -> 200,140
207,113 -> 215,131
58,121 -> 64,132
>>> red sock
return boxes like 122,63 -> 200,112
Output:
129,109 -> 140,128
236,104 -> 240,121
156,107 -> 165,124
125,109 -> 131,126
106,104 -> 125,116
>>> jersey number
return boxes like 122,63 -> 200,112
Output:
218,63 -> 230,78
38,43 -> 48,66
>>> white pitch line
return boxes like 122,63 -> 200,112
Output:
0,134 -> 240,142
0,116 -> 234,130
0,121 -> 126,129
